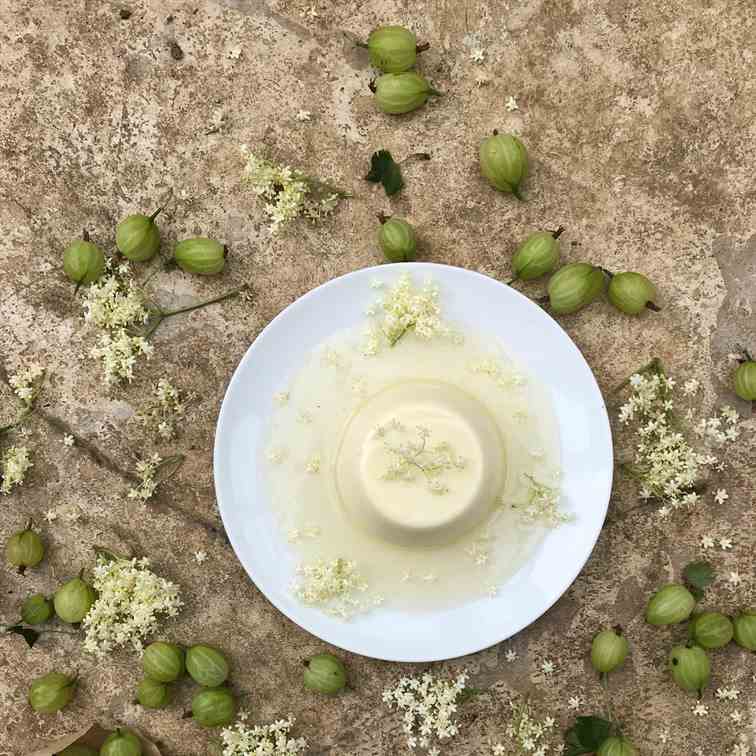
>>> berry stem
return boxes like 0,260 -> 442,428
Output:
416,42 -> 430,53
646,301 -> 661,312
551,226 -> 565,239
512,187 -> 524,201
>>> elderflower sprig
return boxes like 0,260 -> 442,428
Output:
617,359 -> 740,512
219,714 -> 307,756
382,670 -> 469,752
134,378 -> 192,441
82,553 -> 183,657
0,445 -> 33,495
127,453 -> 185,503
83,259 -> 245,384
241,147 -> 350,233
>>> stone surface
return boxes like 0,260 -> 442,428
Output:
1,0 -> 754,754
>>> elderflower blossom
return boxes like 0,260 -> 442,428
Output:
503,700 -> 557,754
383,671 -> 468,751
8,363 -> 44,405
366,274 -> 455,352
618,367 -> 740,511
241,148 -> 344,232
135,378 -> 189,440
82,261 -> 149,330
90,329 -> 154,384
509,475 -> 569,527
219,715 -> 307,756
127,453 -> 163,502
82,555 -> 182,657
292,558 -> 376,619
0,445 -> 33,494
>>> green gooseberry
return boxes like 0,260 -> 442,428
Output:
733,360 -> 756,401
479,131 -> 528,199
21,593 -> 53,625
99,728 -> 143,756
136,677 -> 172,709
733,610 -> 756,651
63,240 -> 106,286
590,628 -> 629,674
142,641 -> 185,682
378,216 -> 417,262
28,671 -> 77,713
186,644 -> 229,687
53,576 -> 96,624
366,25 -> 419,73
511,229 -> 562,282
547,262 -> 607,315
191,687 -> 237,728
303,652 -> 347,695
5,524 -> 44,572
174,237 -> 226,275
373,72 -> 441,115
115,208 -> 162,262
690,612 -> 733,649
607,271 -> 659,315
668,644 -> 710,694
645,584 -> 696,625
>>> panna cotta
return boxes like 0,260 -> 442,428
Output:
335,381 -> 505,546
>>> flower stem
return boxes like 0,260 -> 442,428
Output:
145,286 -> 245,338
389,324 -> 413,347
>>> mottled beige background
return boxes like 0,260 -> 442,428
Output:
1,0 -> 755,754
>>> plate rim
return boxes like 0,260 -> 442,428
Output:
214,262 -> 613,662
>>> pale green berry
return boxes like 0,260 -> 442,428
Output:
668,644 -> 710,693
733,361 -> 756,401
100,728 -> 143,756
374,72 -> 441,115
186,644 -> 229,687
733,610 -> 756,651
645,584 -> 696,625
191,687 -> 237,728
303,652 -> 347,695
174,237 -> 226,275
53,576 -> 96,624
547,263 -> 606,315
597,736 -> 638,756
591,628 -> 629,674
511,229 -> 562,282
21,593 -> 53,625
379,217 -> 417,262
142,641 -> 185,682
116,210 -> 161,262
367,26 -> 418,73
690,612 -> 733,649
136,677 -> 172,709
607,272 -> 659,315
5,526 -> 44,571
479,131 -> 528,199
28,671 -> 77,713
63,240 -> 106,286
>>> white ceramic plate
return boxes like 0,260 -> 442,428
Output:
214,263 -> 613,662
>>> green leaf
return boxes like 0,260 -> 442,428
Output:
365,150 -> 404,196
6,623 -> 41,648
564,715 -> 613,756
683,561 -> 715,593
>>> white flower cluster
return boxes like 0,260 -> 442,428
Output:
468,358 -> 526,389
377,420 -> 466,495
292,557 -> 378,619
510,476 -> 570,527
219,715 -> 307,756
135,378 -> 188,440
364,274 -> 454,353
82,261 -> 153,383
619,368 -> 740,511
8,363 -> 44,404
0,445 -> 33,494
241,147 -> 342,232
382,671 -> 468,752
501,700 -> 556,755
82,555 -> 183,657
127,453 -> 163,502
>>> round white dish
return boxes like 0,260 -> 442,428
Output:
214,263 -> 613,662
